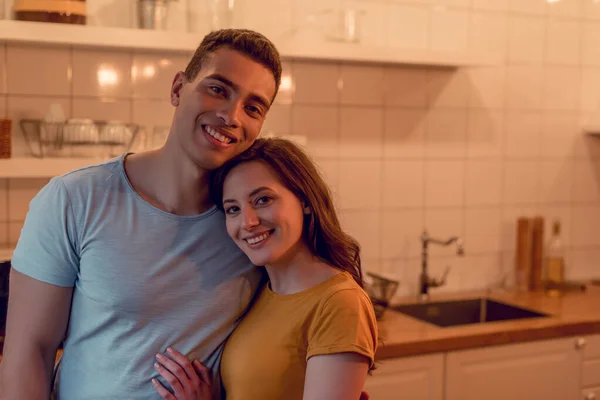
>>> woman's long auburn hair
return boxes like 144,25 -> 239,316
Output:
210,137 -> 364,288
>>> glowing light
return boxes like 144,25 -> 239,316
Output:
142,65 -> 156,78
279,75 -> 293,92
97,65 -> 118,87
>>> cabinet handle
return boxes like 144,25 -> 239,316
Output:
576,338 -> 587,350
585,393 -> 596,400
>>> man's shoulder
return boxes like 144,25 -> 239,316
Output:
58,156 -> 122,188
29,155 -> 125,213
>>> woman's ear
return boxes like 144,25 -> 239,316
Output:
303,202 -> 311,215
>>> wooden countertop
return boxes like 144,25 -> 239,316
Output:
376,284 -> 600,359
3,287 -> 599,363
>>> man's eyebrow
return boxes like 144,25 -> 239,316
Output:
204,73 -> 271,111
205,73 -> 236,90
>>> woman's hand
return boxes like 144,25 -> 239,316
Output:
152,347 -> 212,400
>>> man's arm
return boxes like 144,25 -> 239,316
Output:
0,178 -> 80,399
0,269 -> 73,399
303,353 -> 370,400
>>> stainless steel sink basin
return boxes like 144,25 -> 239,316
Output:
391,298 -> 549,327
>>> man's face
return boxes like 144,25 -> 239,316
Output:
169,48 -> 277,170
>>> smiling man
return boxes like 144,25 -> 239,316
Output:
0,29 -> 281,400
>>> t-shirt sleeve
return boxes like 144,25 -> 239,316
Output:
306,288 -> 378,366
11,177 -> 80,287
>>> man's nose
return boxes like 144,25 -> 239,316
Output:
216,100 -> 242,128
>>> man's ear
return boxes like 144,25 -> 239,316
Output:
171,71 -> 187,107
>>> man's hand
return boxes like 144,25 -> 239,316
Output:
152,347 -> 211,400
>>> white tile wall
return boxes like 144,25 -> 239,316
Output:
5,0 -> 600,299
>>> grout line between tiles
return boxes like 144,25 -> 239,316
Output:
378,86 -> 386,273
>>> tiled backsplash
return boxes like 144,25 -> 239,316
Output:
3,0 -> 600,297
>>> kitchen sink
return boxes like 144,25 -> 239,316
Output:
391,297 -> 549,328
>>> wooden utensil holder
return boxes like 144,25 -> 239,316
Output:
0,119 -> 11,159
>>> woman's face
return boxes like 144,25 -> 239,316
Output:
222,161 -> 307,266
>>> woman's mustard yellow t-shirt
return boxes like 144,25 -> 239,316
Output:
220,271 -> 378,400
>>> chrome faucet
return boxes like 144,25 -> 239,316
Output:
419,230 -> 464,301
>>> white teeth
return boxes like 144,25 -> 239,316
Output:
247,232 -> 269,245
205,126 -> 232,144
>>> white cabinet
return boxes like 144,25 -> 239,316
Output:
582,335 -> 600,399
364,354 -> 444,400
445,337 -> 583,400
370,335 -> 598,399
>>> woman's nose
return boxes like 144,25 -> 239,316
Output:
241,208 -> 259,230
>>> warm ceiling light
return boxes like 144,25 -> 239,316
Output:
97,65 -> 118,87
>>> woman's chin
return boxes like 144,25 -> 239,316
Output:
245,251 -> 273,267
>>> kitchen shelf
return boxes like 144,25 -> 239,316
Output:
0,157 -> 102,178
0,20 -> 198,53
0,20 -> 500,67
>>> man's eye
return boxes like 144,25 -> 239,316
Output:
210,86 -> 225,95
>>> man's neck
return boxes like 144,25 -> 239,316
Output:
124,148 -> 213,216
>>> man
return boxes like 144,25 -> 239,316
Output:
0,29 -> 281,399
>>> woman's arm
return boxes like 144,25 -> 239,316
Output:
303,352 -> 370,400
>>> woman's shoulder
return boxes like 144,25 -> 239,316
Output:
306,272 -> 378,361
317,272 -> 373,311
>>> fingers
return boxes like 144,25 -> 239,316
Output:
154,360 -> 186,397
193,360 -> 212,386
155,348 -> 205,399
165,348 -> 199,383
155,350 -> 199,385
152,378 -> 176,400
359,391 -> 370,400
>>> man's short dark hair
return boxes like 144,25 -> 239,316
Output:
184,29 -> 282,101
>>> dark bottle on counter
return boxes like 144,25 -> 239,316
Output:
14,0 -> 87,25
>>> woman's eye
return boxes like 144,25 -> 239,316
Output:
256,196 -> 271,205
225,205 -> 240,214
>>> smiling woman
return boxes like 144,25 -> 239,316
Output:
211,137 -> 365,289
198,137 -> 378,400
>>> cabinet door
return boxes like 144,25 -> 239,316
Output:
446,337 -> 582,400
583,335 -> 600,388
364,354 -> 444,400
584,334 -> 600,360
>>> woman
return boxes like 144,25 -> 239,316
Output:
152,138 -> 378,400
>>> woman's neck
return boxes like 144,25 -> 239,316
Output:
265,243 -> 340,295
